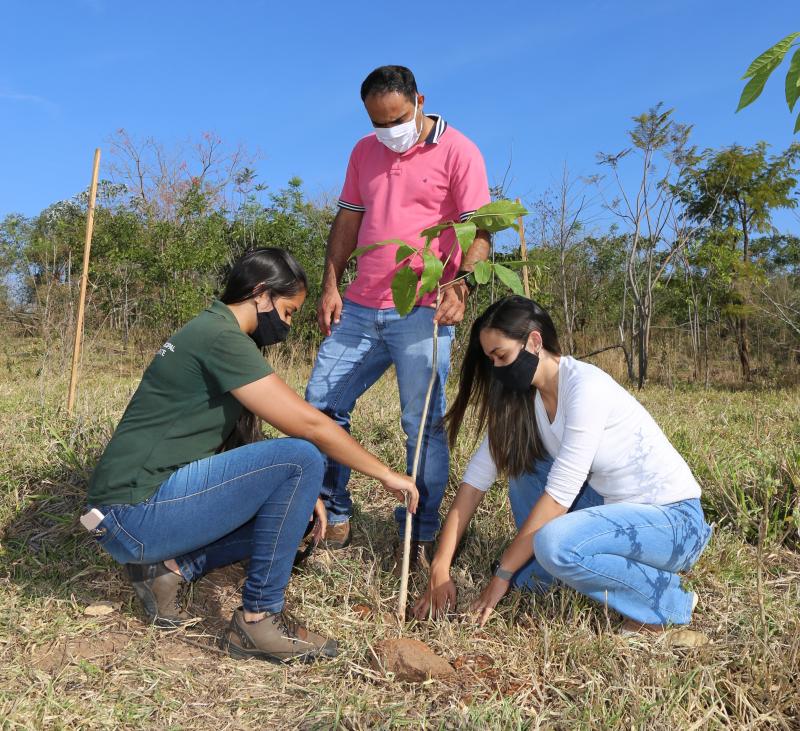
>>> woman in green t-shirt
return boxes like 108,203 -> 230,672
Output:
85,248 -> 417,664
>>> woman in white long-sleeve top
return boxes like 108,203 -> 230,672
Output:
414,296 -> 712,633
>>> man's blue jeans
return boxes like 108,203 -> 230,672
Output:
305,299 -> 453,541
508,457 -> 713,625
89,438 -> 324,614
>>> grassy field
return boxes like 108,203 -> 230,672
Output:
1,336 -> 799,730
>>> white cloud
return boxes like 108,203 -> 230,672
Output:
0,91 -> 59,115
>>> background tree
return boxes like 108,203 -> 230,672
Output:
753,233 -> 800,358
531,166 -> 587,354
681,143 -> 800,380
596,104 -> 705,388
674,228 -> 740,385
2,127 -> 797,388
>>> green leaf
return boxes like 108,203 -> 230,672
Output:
473,260 -> 492,284
349,244 -> 381,259
786,48 -> 800,111
795,109 -> 800,134
468,200 -> 528,233
452,221 -> 477,254
492,263 -> 525,295
419,251 -> 444,295
491,258 -> 527,268
391,266 -> 419,316
395,244 -> 417,263
737,60 -> 782,112
742,32 -> 800,79
419,222 -> 452,242
349,239 -> 404,260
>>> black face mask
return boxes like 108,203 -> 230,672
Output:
492,345 -> 539,392
251,307 -> 290,348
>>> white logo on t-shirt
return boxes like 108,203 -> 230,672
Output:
157,341 -> 176,358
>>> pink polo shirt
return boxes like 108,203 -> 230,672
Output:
338,115 -> 491,309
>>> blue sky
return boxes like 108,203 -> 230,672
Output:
2,0 -> 799,234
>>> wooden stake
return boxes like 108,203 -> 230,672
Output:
398,299 -> 440,620
67,148 -> 101,417
516,197 -> 530,298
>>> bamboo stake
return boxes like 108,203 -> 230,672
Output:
516,197 -> 530,298
397,295 -> 440,620
67,148 -> 101,417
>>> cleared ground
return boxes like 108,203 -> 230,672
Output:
1,337 -> 798,729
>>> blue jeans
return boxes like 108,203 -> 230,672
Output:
89,438 -> 324,614
508,458 -> 713,625
305,299 -> 453,541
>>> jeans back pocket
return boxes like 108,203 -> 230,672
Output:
92,508 -> 144,564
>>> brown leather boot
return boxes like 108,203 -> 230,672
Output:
391,540 -> 435,578
220,607 -> 338,663
319,520 -> 351,550
126,563 -> 193,628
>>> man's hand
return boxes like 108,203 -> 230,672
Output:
434,281 -> 469,325
317,285 -> 343,337
469,575 -> 510,627
381,471 -> 419,514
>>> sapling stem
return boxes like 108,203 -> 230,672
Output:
397,290 -> 441,620
390,200 -> 527,621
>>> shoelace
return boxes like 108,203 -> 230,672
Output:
171,580 -> 189,614
274,610 -> 299,637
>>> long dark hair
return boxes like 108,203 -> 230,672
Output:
445,296 -> 562,478
218,247 -> 307,450
220,247 -> 307,305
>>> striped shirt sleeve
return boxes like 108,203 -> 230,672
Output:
338,144 -> 365,212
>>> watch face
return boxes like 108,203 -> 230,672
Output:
457,270 -> 476,290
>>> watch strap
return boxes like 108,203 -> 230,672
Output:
456,269 -> 477,292
491,560 -> 514,581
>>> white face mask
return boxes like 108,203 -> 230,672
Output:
374,97 -> 421,153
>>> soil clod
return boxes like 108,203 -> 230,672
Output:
370,638 -> 454,682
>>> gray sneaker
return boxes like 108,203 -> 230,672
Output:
126,562 -> 193,628
220,607 -> 338,663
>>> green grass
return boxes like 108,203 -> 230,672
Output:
1,336 -> 799,729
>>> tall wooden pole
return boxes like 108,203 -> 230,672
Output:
397,295 -> 440,620
516,197 -> 530,298
67,148 -> 101,417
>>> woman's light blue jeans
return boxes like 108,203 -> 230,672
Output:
508,457 -> 712,625
89,438 -> 324,614
305,299 -> 453,542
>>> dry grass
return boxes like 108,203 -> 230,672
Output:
1,335 -> 799,730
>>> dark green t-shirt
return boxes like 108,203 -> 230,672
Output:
88,300 -> 272,506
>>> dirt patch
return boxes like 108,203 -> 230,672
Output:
370,638 -> 454,682
29,630 -> 131,673
453,653 -> 497,678
191,563 -> 246,623
155,636 -> 216,668
452,653 -> 529,699
29,628 -> 220,674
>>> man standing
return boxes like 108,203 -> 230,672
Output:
306,65 -> 491,570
